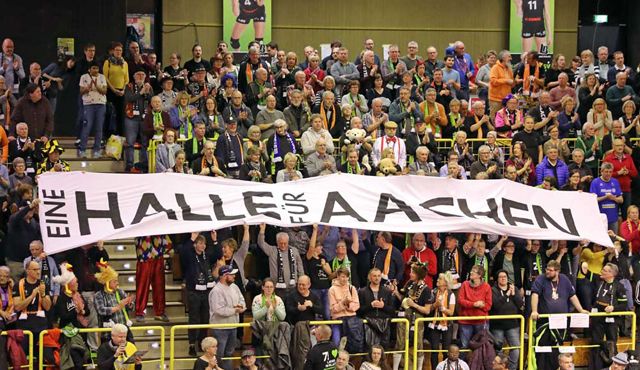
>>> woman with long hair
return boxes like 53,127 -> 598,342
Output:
577,73 -> 604,122
506,141 -> 535,185
586,97 -> 613,138
360,345 -> 391,370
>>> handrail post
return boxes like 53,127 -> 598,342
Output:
38,330 -> 45,370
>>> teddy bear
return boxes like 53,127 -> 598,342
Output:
342,128 -> 373,172
376,157 -> 398,176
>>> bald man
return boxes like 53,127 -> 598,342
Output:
305,325 -> 338,370
0,38 -> 25,95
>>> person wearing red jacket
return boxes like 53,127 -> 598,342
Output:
620,205 -> 640,254
603,138 -> 638,218
458,265 -> 492,352
402,233 -> 437,288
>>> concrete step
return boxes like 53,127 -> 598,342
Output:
117,270 -> 174,286
120,284 -> 184,302
66,157 -> 126,173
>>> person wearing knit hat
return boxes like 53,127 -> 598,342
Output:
36,139 -> 70,175
52,263 -> 90,329
94,260 -> 135,340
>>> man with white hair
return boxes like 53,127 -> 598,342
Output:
357,50 -> 379,93
259,223 -> 304,297
304,138 -> 337,177
451,41 -> 475,100
97,323 -> 142,369
470,145 -> 502,179
597,46 -> 611,78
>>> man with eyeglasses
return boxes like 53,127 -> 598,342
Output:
531,260 -> 589,370
222,90 -> 254,137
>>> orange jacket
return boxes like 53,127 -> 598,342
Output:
0,126 -> 8,164
489,61 -> 514,103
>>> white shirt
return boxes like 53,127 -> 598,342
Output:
79,73 -> 107,105
372,135 -> 406,168
435,359 -> 470,370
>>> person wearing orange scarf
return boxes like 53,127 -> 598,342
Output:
516,52 -> 545,97
419,88 -> 446,138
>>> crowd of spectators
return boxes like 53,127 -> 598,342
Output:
1,34 -> 640,370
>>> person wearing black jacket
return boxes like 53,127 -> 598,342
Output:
96,324 -> 142,370
285,276 -> 323,370
214,120 -> 244,179
591,263 -> 628,370
490,236 -> 524,291
436,234 -> 468,288
177,232 -> 217,357
489,270 -> 523,370
304,325 -> 338,370
6,198 -> 40,282
358,268 -> 395,348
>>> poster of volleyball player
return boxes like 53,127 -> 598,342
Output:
226,0 -> 271,53
510,0 -> 554,55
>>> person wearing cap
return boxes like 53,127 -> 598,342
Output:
215,113 -> 244,179
36,139 -> 69,175
78,61 -> 107,158
158,76 -> 177,112
371,120 -> 406,169
209,264 -> 246,370
607,353 -> 629,370
51,263 -> 90,331
436,233 -> 467,289
94,261 -> 135,341
239,348 -> 266,370
123,70 -> 152,172
193,336 -> 224,370
188,65 -> 217,113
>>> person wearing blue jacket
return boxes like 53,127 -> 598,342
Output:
535,146 -> 569,187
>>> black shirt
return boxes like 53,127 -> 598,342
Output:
304,340 -> 338,370
512,130 -> 542,164
284,290 -> 323,324
304,255 -> 331,290
177,240 -> 216,292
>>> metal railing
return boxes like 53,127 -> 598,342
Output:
413,315 -> 525,370
38,326 -> 165,370
169,318 -> 410,370
2,330 -> 33,370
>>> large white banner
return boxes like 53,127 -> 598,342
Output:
38,172 -> 611,254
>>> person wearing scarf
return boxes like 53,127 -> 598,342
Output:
214,119 -> 243,179
371,231 -> 404,285
191,140 -> 226,177
143,95 -> 171,142
328,267 -> 360,344
428,273 -> 456,370
341,80 -> 369,119
419,88 -> 446,138
0,266 -> 14,329
339,147 -> 369,175
243,124 -> 269,165
494,94 -> 523,138
22,240 -> 60,299
388,87 -> 423,137
169,91 -> 199,140
402,233 -> 438,287
94,262 -> 134,338
258,223 -> 304,298
8,122 -> 38,176
436,234 -> 466,290
251,278 -> 286,322
247,67 -> 275,118
239,145 -> 270,182
391,262 -> 432,370
312,90 -> 345,138
516,51 -> 544,98
123,70 -> 152,172
283,89 -> 311,138
155,128 -> 180,173
267,119 -> 299,176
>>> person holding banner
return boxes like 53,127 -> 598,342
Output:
258,223 -> 304,297
530,260 -> 589,370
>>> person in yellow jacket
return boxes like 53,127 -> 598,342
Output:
96,323 -> 143,370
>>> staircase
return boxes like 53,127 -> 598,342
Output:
56,138 -> 191,369
56,138 -> 261,369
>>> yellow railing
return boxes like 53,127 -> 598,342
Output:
169,318 -> 410,370
38,326 -> 165,370
413,315 -> 525,370
527,311 -> 636,369
2,330 -> 33,370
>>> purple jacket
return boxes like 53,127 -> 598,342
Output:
535,156 -> 569,187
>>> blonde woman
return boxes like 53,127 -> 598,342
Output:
586,98 -> 613,138
275,152 -> 302,183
